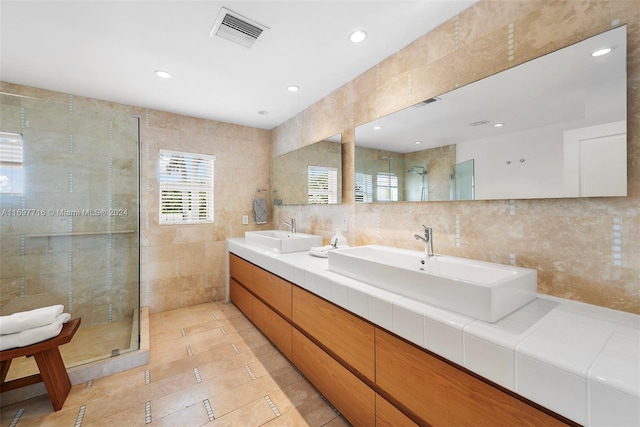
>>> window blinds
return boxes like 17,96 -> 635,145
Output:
159,149 -> 215,224
308,165 -> 338,204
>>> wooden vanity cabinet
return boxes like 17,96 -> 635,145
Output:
292,286 -> 375,382
375,328 -> 568,426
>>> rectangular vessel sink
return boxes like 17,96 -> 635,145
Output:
245,230 -> 322,254
328,245 -> 537,322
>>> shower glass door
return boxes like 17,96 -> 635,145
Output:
0,92 -> 140,375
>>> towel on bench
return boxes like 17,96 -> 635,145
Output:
0,313 -> 71,351
0,304 -> 64,335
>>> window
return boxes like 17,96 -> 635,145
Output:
0,132 -> 24,195
159,149 -> 215,224
376,172 -> 398,202
355,172 -> 373,203
307,165 -> 338,204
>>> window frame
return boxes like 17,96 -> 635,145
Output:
159,149 -> 215,225
307,165 -> 338,205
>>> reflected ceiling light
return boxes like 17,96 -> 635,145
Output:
154,70 -> 172,79
287,85 -> 300,92
494,123 -> 504,127
414,141 -> 423,145
258,110 -> 269,115
591,47 -> 612,57
373,126 -> 382,130
349,30 -> 367,43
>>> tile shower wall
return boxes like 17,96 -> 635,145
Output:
0,82 -> 272,315
272,0 -> 640,315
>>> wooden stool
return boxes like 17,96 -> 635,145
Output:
1,318 -> 81,411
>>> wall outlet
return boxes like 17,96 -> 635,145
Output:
341,218 -> 348,232
242,215 -> 249,225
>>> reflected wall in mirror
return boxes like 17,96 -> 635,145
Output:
355,25 -> 627,202
272,134 -> 342,205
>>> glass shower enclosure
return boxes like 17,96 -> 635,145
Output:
0,92 -> 140,376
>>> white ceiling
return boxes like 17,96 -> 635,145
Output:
0,0 -> 477,130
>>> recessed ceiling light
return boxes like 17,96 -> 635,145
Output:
591,47 -> 612,57
349,30 -> 367,43
154,70 -> 172,79
494,123 -> 504,127
287,85 -> 300,92
258,110 -> 269,115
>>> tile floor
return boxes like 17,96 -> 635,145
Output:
0,302 -> 350,426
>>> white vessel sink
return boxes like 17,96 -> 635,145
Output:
328,245 -> 537,322
245,230 -> 322,254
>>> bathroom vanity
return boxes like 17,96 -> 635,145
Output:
227,238 -> 639,426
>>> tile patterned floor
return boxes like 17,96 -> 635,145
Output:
0,302 -> 350,426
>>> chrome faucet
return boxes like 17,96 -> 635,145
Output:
414,225 -> 434,257
283,218 -> 296,233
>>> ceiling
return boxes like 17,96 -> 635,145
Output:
0,1 -> 477,130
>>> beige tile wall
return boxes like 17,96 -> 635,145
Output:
272,0 -> 640,315
139,109 -> 271,313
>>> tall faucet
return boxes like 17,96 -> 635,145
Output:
414,225 -> 433,257
283,218 -> 296,233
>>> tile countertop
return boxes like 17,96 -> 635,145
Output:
226,238 -> 640,427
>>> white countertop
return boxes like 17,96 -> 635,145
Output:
227,238 -> 640,427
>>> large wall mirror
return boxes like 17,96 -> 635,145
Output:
272,134 -> 342,205
355,25 -> 627,203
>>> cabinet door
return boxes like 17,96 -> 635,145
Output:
252,297 -> 292,360
375,328 -> 568,426
252,267 -> 292,319
229,254 -> 254,286
229,254 -> 292,319
292,287 -> 375,382
292,329 -> 375,427
229,278 -> 252,320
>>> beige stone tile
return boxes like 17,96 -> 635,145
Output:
208,398 -> 276,427
148,400 -> 212,427
263,393 -> 341,427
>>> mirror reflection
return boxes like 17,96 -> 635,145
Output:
355,25 -> 627,202
272,134 -> 342,205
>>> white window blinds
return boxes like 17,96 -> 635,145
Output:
0,132 -> 24,195
355,172 -> 373,203
308,165 -> 338,204
159,149 -> 215,224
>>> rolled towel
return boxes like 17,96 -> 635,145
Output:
0,313 -> 71,351
0,305 -> 64,335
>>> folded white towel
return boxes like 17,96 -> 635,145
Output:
0,304 -> 64,335
0,313 -> 71,351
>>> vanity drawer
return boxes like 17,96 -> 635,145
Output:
252,296 -> 292,360
292,329 -> 375,426
292,286 -> 375,382
229,278 -> 252,320
375,328 -> 568,426
229,254 -> 292,319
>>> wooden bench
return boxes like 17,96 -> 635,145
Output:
0,318 -> 81,411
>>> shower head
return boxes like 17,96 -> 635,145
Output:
406,166 -> 427,175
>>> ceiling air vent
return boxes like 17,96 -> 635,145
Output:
210,8 -> 269,48
413,97 -> 440,108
